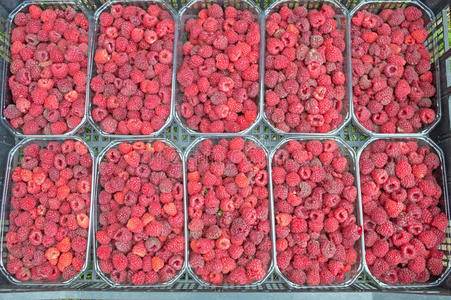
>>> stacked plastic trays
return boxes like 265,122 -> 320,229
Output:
349,0 -> 450,289
0,0 -> 448,293
0,0 -> 97,286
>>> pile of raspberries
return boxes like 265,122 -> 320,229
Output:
4,5 -> 89,135
187,137 -> 272,285
273,139 -> 361,286
96,141 -> 184,286
360,140 -> 447,284
177,4 -> 261,133
265,5 -> 346,133
5,140 -> 92,282
91,4 -> 175,135
351,6 -> 437,133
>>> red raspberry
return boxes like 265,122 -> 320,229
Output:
372,239 -> 389,257
431,213 -> 448,232
411,29 -> 427,44
395,160 -> 412,179
408,256 -> 426,274
384,200 -> 405,218
385,249 -> 402,266
404,6 -> 422,21
370,207 -> 388,225
427,257 -> 443,276
325,45 -> 343,62
97,245 -> 112,260
418,231 -> 437,249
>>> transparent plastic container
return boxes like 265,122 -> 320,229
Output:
0,0 -> 94,137
349,0 -> 441,137
0,137 -> 95,285
356,137 -> 451,288
87,0 -> 178,138
184,136 -> 275,287
263,0 -> 351,136
92,138 -> 187,287
269,136 -> 364,288
175,0 -> 265,136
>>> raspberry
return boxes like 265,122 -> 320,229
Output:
408,256 -> 426,274
325,45 -> 343,62
395,160 -> 412,179
127,217 -> 143,233
306,268 -> 320,286
411,29 -> 427,44
404,6 -> 422,21
372,239 -> 389,257
395,80 -> 411,100
370,207 -> 388,225
371,258 -> 390,278
419,231 -> 437,249
398,268 -> 416,284
112,253 -> 128,271
332,157 -> 347,173
167,236 -> 185,253
385,249 -> 402,266
431,213 -> 448,232
97,245 -> 112,260
131,271 -> 146,285
71,236 -> 87,253
427,257 -> 443,276
385,200 -> 404,218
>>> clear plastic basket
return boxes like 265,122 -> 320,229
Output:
174,0 -> 265,136
349,0 -> 441,137
263,0 -> 352,136
87,0 -> 178,138
0,137 -> 95,285
92,138 -> 187,287
0,0 -> 94,137
269,136 -> 364,288
356,136 -> 451,288
184,136 -> 275,287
